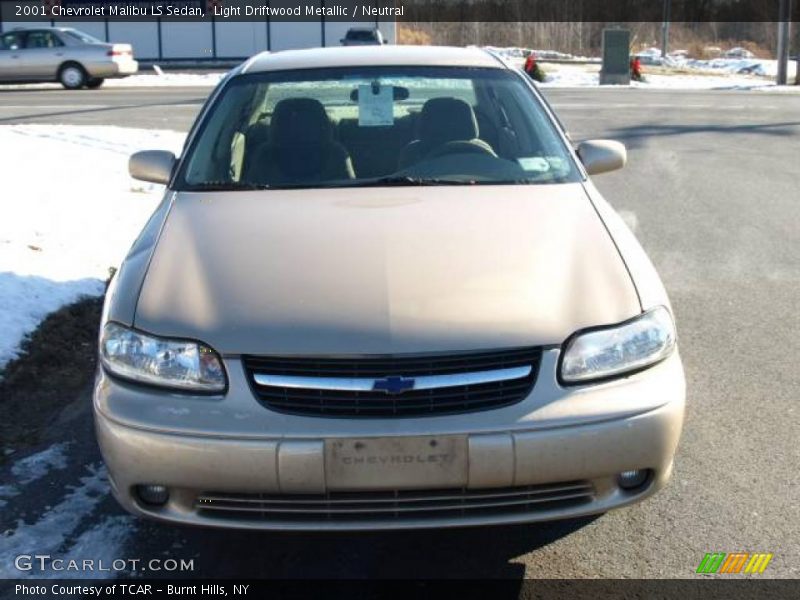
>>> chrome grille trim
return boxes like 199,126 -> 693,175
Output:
195,481 -> 595,522
253,365 -> 532,393
243,348 -> 542,418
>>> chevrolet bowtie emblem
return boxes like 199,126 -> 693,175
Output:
372,376 -> 416,395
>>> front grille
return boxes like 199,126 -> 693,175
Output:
196,481 -> 594,523
243,348 -> 542,417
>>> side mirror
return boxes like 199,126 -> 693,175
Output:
576,140 -> 626,176
129,150 -> 176,184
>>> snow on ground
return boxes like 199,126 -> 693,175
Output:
53,515 -> 138,579
11,441 -> 71,484
3,51 -> 798,91
105,70 -> 226,88
491,45 -> 798,79
494,46 -> 799,90
0,462 -> 137,578
0,483 -> 20,508
3,70 -> 226,90
0,125 -> 185,369
537,62 -> 800,91
117,63 -> 799,91
676,57 -> 797,80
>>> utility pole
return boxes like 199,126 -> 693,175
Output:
661,0 -> 671,58
776,0 -> 791,85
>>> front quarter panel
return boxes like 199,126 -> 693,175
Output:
105,192 -> 175,327
582,180 -> 672,312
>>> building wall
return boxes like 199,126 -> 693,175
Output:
0,7 -> 397,61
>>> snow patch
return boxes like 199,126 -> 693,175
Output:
3,71 -> 226,90
489,46 -> 799,90
537,62 -> 798,90
0,484 -> 21,508
0,463 -> 119,578
43,516 -> 138,579
11,442 -> 71,485
106,71 -> 226,88
0,125 -> 185,369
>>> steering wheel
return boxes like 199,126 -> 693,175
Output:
425,140 -> 497,161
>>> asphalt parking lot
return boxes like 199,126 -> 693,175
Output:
0,85 -> 798,580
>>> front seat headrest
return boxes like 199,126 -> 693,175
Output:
417,97 -> 480,144
270,98 -> 334,146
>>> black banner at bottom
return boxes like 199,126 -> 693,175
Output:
2,579 -> 799,600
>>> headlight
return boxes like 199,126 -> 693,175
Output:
560,307 -> 676,384
100,323 -> 226,392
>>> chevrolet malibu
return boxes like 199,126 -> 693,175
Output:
95,46 -> 685,530
0,27 -> 137,89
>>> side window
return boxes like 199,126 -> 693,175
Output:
25,31 -> 63,49
0,33 -> 22,51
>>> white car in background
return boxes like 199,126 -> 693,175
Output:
724,47 -> 755,59
0,27 -> 138,89
634,47 -> 664,66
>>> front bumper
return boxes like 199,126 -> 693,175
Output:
94,350 -> 685,530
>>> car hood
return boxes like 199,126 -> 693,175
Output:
133,184 -> 640,355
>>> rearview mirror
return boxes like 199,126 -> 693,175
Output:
129,150 -> 176,184
349,85 -> 410,102
576,140 -> 626,176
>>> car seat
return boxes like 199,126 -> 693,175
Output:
398,98 -> 496,169
243,98 -> 355,185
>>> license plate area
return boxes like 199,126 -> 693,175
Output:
325,435 -> 468,491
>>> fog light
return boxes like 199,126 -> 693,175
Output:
136,484 -> 169,506
617,469 -> 650,490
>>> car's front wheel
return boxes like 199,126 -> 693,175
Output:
58,63 -> 87,90
86,78 -> 105,89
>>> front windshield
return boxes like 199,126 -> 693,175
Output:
178,66 -> 580,190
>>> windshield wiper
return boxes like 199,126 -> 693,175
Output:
341,175 -> 481,188
183,181 -> 271,192
182,175 -> 564,192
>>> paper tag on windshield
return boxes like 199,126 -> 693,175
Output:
358,84 -> 393,127
518,157 -> 551,172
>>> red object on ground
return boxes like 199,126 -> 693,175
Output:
631,57 -> 643,80
524,54 -> 537,75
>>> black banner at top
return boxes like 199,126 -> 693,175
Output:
1,0 -> 798,23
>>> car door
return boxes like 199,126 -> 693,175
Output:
0,31 -> 26,81
18,30 -> 65,81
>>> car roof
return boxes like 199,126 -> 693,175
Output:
242,45 -> 506,74
9,27 -> 70,34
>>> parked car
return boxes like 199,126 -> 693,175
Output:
724,47 -> 754,59
340,27 -> 385,46
0,27 -> 137,89
96,46 -> 685,530
633,53 -> 663,66
634,47 -> 664,66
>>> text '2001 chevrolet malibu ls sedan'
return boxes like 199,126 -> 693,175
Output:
95,46 -> 685,530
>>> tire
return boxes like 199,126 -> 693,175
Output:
86,78 -> 105,89
58,63 -> 87,90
